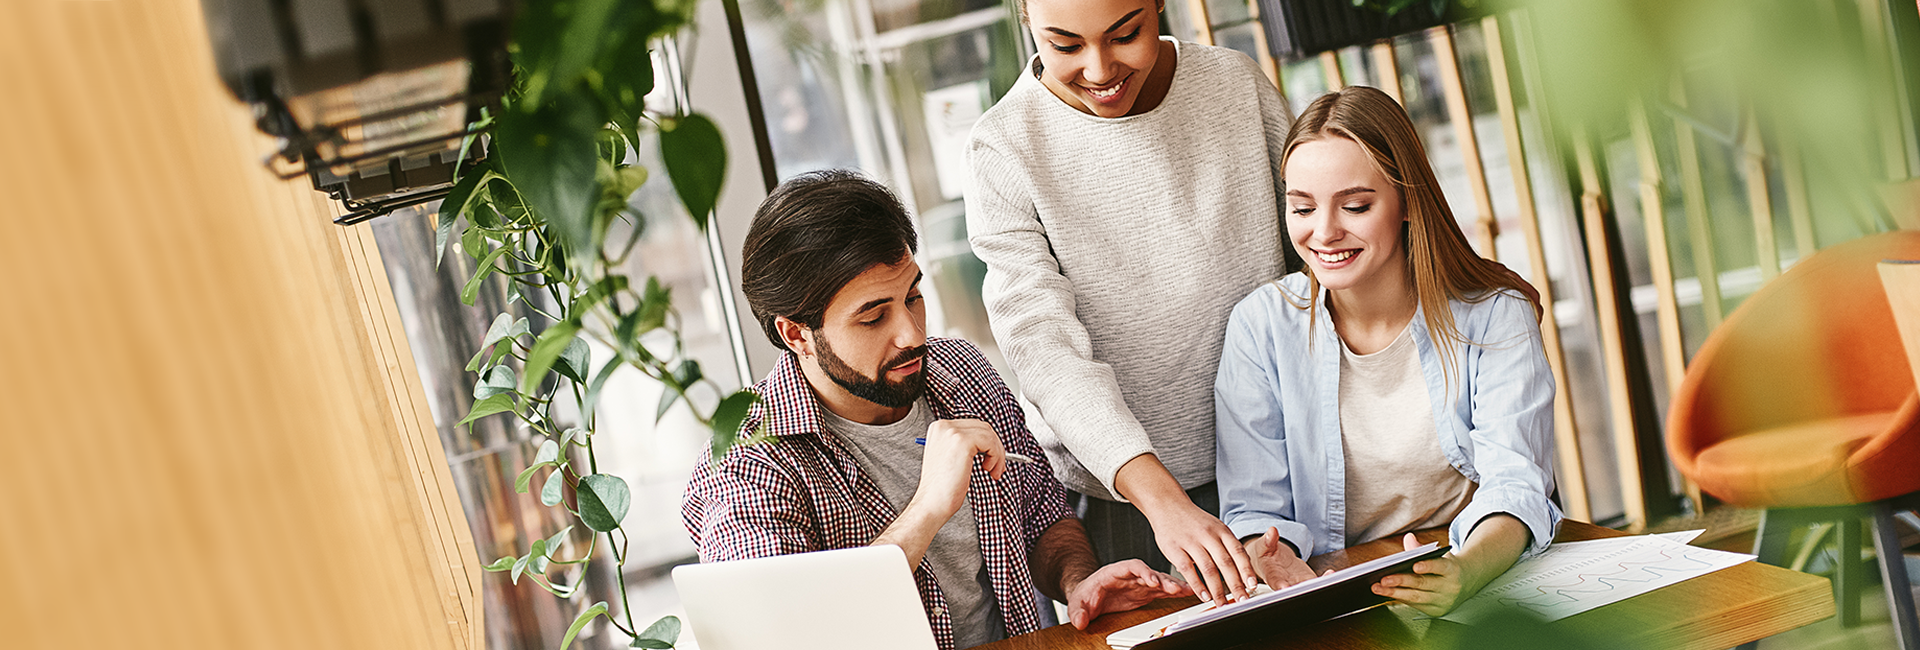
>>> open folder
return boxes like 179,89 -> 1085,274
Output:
1107,542 -> 1449,650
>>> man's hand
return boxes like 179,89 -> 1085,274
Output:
875,419 -> 1006,569
910,418 -> 1007,518
1247,526 -> 1315,588
1064,560 -> 1192,630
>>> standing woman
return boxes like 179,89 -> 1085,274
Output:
1215,86 -> 1560,615
964,0 -> 1294,604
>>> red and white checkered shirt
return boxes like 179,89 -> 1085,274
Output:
683,337 -> 1075,649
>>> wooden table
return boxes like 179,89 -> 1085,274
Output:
981,521 -> 1834,650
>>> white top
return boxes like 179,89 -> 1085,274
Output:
1337,322 -> 1475,546
964,38 -> 1294,498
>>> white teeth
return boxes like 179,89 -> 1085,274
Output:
1088,83 -> 1121,99
1316,249 -> 1357,263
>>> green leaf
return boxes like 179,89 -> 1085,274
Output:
436,169 -> 496,268
709,389 -> 759,460
532,439 -> 561,465
557,337 -> 592,384
654,388 -> 680,424
498,89 -> 606,263
604,33 -> 655,150
510,553 -> 531,584
482,555 -> 515,572
529,538 -> 551,574
577,474 -> 631,532
460,244 -> 512,306
546,526 -> 573,558
514,462 -> 550,494
632,616 -> 681,648
561,602 -> 610,650
460,223 -> 487,259
474,364 -> 517,399
576,275 -> 631,315
541,467 -> 567,506
458,393 -> 516,428
660,114 -> 727,229
522,321 -> 583,394
623,276 -> 671,340
560,427 -> 587,448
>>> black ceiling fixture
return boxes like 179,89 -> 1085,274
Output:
200,0 -> 513,224
1256,0 -> 1486,61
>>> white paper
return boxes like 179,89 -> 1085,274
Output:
1442,533 -> 1753,624
920,81 -> 986,200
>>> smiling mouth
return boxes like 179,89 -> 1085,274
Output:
1081,75 -> 1129,101
1314,249 -> 1358,264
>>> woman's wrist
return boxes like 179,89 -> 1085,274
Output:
1112,454 -> 1190,517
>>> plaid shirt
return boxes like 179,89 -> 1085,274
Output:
683,337 -> 1075,649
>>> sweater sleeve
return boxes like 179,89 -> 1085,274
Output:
964,141 -> 1157,499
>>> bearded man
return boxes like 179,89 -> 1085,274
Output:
682,170 -> 1189,650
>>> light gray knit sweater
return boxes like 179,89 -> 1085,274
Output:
964,38 -> 1293,499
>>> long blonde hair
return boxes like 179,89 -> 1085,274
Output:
1280,86 -> 1535,381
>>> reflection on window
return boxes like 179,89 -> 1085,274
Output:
738,0 -> 1028,379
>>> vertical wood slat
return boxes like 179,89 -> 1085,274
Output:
1574,129 -> 1653,530
1186,0 -> 1214,45
1430,26 -> 1501,259
1781,138 -> 1819,259
1671,79 -> 1726,328
1629,102 -> 1705,517
1481,15 -> 1589,522
1859,0 -> 1913,181
1742,111 -> 1783,281
340,223 -> 485,649
1371,40 -> 1403,104
1243,0 -> 1282,87
1320,50 -> 1346,89
0,1 -> 482,648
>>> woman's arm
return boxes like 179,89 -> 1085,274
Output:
966,140 -> 1256,603
1446,291 -> 1563,558
1372,515 -> 1529,616
1215,291 -> 1317,586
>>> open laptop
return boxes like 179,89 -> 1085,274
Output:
672,545 -> 938,650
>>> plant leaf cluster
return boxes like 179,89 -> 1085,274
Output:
437,0 -> 760,647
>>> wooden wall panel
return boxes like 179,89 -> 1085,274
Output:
0,1 -> 480,649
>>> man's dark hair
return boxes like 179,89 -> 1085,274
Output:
741,170 -> 919,350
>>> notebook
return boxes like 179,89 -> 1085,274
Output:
673,545 -> 939,650
1107,541 -> 1449,650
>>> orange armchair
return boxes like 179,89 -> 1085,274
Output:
1666,230 -> 1920,649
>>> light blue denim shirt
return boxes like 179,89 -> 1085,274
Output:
1215,273 -> 1562,559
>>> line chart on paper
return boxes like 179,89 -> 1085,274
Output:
1442,532 -> 1755,624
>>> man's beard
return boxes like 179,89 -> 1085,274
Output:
814,332 -> 927,408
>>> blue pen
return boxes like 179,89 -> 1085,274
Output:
914,438 -> 1037,464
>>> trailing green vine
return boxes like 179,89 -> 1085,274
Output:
435,0 -> 760,647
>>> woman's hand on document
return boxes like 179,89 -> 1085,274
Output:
1247,526 -> 1317,589
1373,517 -> 1528,616
1064,559 -> 1192,630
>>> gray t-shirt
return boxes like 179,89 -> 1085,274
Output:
821,400 -> 1005,648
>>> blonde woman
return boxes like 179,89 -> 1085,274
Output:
1214,86 -> 1560,615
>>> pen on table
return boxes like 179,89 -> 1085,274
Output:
913,438 -> 1037,464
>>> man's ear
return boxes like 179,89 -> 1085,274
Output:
773,316 -> 814,357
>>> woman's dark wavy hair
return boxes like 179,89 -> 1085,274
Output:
740,169 -> 919,350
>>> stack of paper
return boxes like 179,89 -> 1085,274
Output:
1442,530 -> 1755,624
